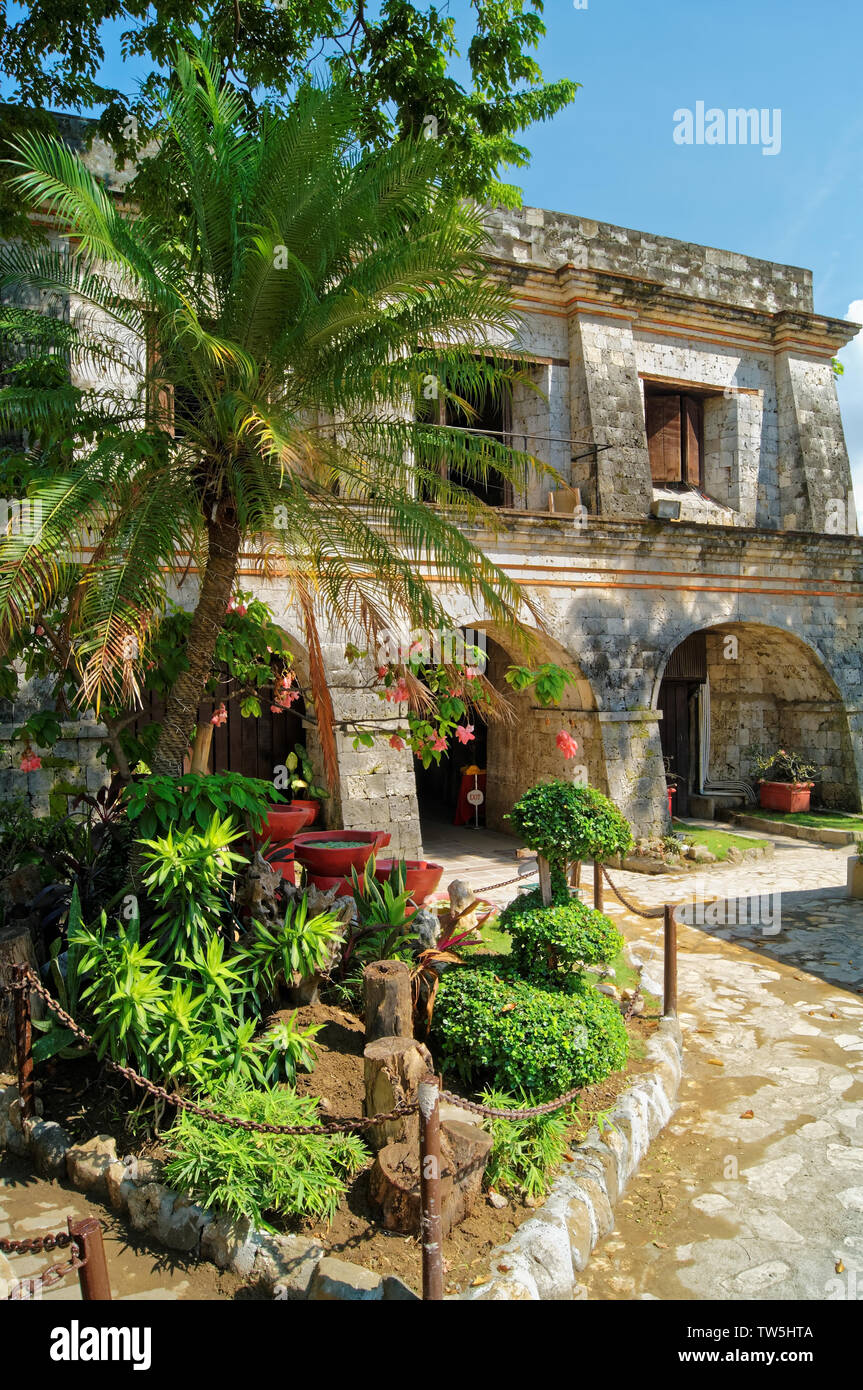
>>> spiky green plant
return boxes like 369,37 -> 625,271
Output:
0,38 -> 547,782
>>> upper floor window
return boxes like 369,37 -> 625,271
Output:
418,370 -> 513,508
645,385 -> 703,487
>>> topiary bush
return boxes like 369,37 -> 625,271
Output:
504,899 -> 624,990
431,961 -> 628,1099
507,779 -> 633,877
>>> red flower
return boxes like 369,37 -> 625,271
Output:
20,750 -> 42,772
556,730 -> 579,760
456,724 -> 475,745
431,734 -> 448,753
389,735 -> 406,751
385,679 -> 410,704
211,703 -> 228,727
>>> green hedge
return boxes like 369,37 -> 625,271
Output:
431,961 -> 628,1099
504,899 -> 624,989
507,780 -> 633,874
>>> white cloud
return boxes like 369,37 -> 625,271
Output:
835,300 -> 863,533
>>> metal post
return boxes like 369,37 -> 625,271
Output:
69,1217 -> 112,1301
12,964 -> 35,1122
663,903 -> 678,1017
418,1074 -> 443,1301
593,860 -> 604,912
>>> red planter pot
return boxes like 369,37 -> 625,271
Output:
305,871 -> 355,897
251,803 -> 315,848
290,798 -> 321,826
373,858 -> 444,906
758,781 -> 813,813
293,829 -> 391,878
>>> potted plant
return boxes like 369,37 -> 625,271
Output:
293,829 -> 391,893
849,836 -> 863,899
751,749 -> 817,814
373,856 -> 445,906
285,745 -> 329,824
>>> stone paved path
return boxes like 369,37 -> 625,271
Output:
0,1155 -> 244,1301
426,820 -> 863,1301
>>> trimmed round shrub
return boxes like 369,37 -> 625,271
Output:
507,780 -> 633,875
431,961 -> 628,1099
505,899 -> 624,988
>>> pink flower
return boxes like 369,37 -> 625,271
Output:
431,734 -> 448,753
235,603 -> 247,617
385,679 -> 410,704
465,666 -> 481,680
409,640 -> 423,657
35,625 -> 45,636
376,666 -> 388,680
556,730 -> 579,760
389,735 -> 406,751
211,703 -> 228,727
20,752 -> 42,772
456,724 -> 475,745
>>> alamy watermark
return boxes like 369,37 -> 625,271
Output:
0,497 -> 43,540
676,875 -> 782,935
674,103 -> 782,157
376,627 -> 488,672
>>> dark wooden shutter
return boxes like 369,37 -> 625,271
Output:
683,395 -> 703,486
646,393 -> 682,483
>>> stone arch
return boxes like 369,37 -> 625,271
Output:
653,620 -> 862,812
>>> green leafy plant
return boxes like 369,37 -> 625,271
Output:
431,961 -> 628,1100
284,745 -> 328,801
31,885 -> 87,1062
481,1088 -> 576,1201
238,896 -> 345,1006
138,814 -> 248,957
350,857 -> 414,930
750,748 -> 818,785
124,772 -> 285,840
503,900 -> 624,991
507,781 -> 633,877
259,1014 -> 323,1085
164,1079 -> 366,1230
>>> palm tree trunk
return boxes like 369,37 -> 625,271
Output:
151,511 -> 240,776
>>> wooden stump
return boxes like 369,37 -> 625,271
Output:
0,925 -> 43,1074
369,1120 -> 493,1236
363,1035 -> 432,1150
363,960 -> 413,1042
538,855 -> 553,907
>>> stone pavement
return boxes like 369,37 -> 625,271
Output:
0,1155 -> 245,1301
425,818 -> 863,1301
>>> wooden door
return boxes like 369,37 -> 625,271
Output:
659,679 -> 695,817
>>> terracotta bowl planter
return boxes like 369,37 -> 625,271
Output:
758,781 -> 813,814
251,803 -> 316,848
373,858 -> 444,905
305,871 -> 355,897
290,798 -> 321,826
293,829 -> 391,877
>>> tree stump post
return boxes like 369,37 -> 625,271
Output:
363,960 -> 413,1042
538,855 -> 553,907
593,859 -> 604,911
363,1035 -> 432,1150
0,925 -> 43,1076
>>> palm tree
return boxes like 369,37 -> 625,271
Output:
0,41 -> 544,783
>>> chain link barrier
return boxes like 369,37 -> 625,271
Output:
5,1245 -> 84,1301
4,853 -> 664,1134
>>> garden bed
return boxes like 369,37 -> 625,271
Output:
30,997 -> 660,1298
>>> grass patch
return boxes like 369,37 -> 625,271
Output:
478,919 -> 512,955
740,809 -> 863,832
673,822 -> 768,861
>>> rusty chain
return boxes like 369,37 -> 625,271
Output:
7,967 -> 417,1136
0,1231 -> 75,1255
599,863 -> 667,919
439,1085 -> 583,1121
5,1246 -> 84,1301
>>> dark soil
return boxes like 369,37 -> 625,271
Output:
32,1001 -> 660,1300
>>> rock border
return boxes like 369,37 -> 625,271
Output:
459,1015 -> 683,1301
1,1015 -> 682,1303
0,1081 -> 418,1302
730,812 -> 858,847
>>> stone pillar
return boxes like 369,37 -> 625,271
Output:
318,647 -> 423,859
567,310 -> 654,519
774,349 -> 856,535
598,711 -> 669,839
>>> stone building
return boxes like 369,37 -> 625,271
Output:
3,153 -> 862,852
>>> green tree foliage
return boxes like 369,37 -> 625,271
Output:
500,896 -> 623,990
0,43 -> 550,781
0,2 -> 578,219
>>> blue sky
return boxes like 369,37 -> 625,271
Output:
15,0 -> 863,517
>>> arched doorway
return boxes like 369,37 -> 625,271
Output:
656,622 -> 860,814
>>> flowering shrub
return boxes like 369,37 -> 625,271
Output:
750,748 -> 818,785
